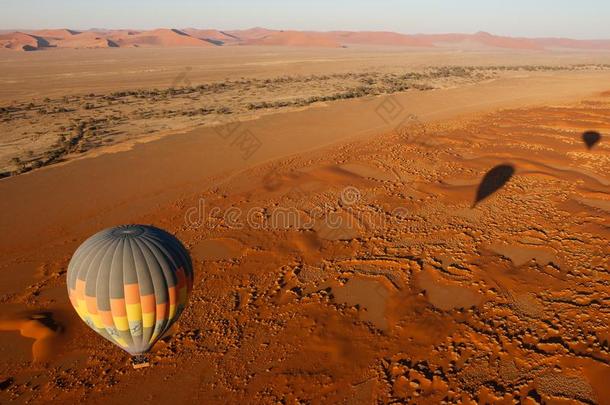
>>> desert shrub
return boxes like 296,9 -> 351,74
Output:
412,83 -> 434,91
216,106 -> 232,114
10,157 -> 27,173
16,164 -> 30,174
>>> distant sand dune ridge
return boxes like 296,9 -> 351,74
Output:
2,27 -> 610,51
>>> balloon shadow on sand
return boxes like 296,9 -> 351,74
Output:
582,131 -> 601,150
473,164 -> 515,208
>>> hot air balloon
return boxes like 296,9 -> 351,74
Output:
67,225 -> 193,368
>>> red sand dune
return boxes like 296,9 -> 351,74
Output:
0,32 -> 42,51
2,27 -> 610,51
533,37 -> 610,50
107,28 -> 216,48
27,29 -> 117,49
240,30 -> 343,47
330,31 -> 433,47
53,31 -> 119,49
226,27 -> 276,40
88,29 -> 139,36
423,31 -> 543,50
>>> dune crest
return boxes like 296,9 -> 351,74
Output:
30,29 -> 80,39
182,28 -> 241,45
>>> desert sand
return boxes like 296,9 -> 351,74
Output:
0,43 -> 609,404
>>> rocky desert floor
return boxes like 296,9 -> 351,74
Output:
0,48 -> 609,404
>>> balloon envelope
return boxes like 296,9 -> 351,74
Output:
67,225 -> 193,355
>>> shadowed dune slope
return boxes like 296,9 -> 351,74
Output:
182,28 -> 242,45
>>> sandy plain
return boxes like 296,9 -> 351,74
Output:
0,47 -> 609,404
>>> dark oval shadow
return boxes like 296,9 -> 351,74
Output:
0,377 -> 14,390
473,164 -> 515,207
30,312 -> 62,332
582,131 -> 601,150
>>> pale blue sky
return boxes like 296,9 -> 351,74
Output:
2,0 -> 609,39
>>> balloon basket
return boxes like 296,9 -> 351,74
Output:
131,355 -> 150,369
